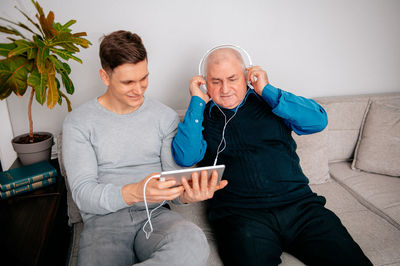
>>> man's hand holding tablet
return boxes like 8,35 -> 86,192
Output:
160,165 -> 228,204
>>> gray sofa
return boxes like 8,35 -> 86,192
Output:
58,92 -> 400,266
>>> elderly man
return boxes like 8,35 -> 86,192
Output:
172,47 -> 372,266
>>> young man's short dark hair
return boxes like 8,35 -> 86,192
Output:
99,30 -> 147,72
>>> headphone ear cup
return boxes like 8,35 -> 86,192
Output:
245,66 -> 254,89
200,84 -> 208,93
200,75 -> 208,93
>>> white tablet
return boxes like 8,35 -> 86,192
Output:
159,165 -> 225,186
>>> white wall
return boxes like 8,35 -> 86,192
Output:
0,101 -> 17,170
1,0 -> 400,140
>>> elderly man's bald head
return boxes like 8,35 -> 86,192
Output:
202,47 -> 248,109
205,48 -> 245,77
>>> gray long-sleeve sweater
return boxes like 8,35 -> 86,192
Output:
62,97 -> 181,222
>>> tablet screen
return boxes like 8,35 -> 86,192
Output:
160,165 -> 225,186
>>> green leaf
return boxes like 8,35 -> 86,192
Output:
15,6 -> 44,36
45,60 -> 58,108
50,32 -> 80,52
48,47 -> 68,60
27,47 -> 37,60
46,75 -> 58,108
32,0 -> 45,17
59,42 -> 80,52
62,62 -> 71,74
16,22 -> 36,35
0,72 -> 13,99
0,25 -> 16,35
38,11 -> 57,39
71,32 -> 86,37
33,35 -> 45,47
56,78 -> 62,105
60,20 -> 76,32
61,71 -> 74,94
0,43 -> 17,57
27,68 -> 47,105
48,55 -> 74,94
36,46 -> 49,73
72,37 -> 90,48
49,47 -> 82,63
55,77 -> 60,89
57,93 -> 62,105
0,25 -> 26,39
0,57 -> 32,99
34,35 -> 48,72
53,22 -> 61,31
0,14 -> 37,36
8,40 -> 35,57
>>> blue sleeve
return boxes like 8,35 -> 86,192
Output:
172,96 -> 207,167
262,84 -> 328,135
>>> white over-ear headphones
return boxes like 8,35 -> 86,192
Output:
198,44 -> 253,92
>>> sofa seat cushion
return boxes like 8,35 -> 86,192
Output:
310,180 -> 366,214
311,180 -> 400,266
329,162 -> 400,230
334,209 -> 400,265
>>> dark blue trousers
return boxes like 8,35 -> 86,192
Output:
208,195 -> 372,266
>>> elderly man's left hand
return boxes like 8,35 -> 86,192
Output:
246,66 -> 269,96
179,170 -> 228,204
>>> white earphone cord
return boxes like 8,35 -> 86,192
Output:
213,105 -> 240,166
142,174 -> 166,239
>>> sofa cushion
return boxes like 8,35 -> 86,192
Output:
352,99 -> 400,176
316,93 -> 400,163
311,180 -> 400,266
310,181 -> 366,214
335,209 -> 400,265
292,130 -> 330,184
319,98 -> 370,162
330,162 -> 400,230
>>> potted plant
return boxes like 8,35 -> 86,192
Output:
0,0 -> 91,165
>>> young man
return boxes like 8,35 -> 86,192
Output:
62,31 -> 226,266
172,47 -> 372,266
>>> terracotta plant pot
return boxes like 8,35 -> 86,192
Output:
11,132 -> 54,166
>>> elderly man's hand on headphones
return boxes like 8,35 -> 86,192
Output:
189,75 -> 210,103
246,66 -> 269,96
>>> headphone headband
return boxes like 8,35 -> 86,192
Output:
198,44 -> 253,76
